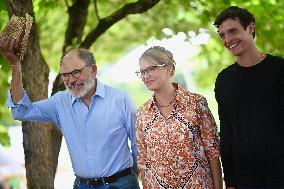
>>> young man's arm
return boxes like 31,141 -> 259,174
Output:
215,77 -> 235,189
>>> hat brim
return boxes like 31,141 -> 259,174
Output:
18,13 -> 33,61
0,13 -> 33,61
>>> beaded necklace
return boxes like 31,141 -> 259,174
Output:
155,90 -> 177,108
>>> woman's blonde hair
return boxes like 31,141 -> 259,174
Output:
140,46 -> 176,76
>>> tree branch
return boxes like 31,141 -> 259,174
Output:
64,0 -> 70,8
94,0 -> 100,20
80,0 -> 160,48
62,0 -> 90,53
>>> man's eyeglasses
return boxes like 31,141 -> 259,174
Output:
135,64 -> 166,78
60,65 -> 89,81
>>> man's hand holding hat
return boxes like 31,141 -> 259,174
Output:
0,13 -> 33,66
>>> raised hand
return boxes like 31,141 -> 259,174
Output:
0,37 -> 20,66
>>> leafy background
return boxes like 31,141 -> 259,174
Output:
1,0 -> 284,146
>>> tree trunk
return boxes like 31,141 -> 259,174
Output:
6,0 -> 161,188
7,0 -> 60,188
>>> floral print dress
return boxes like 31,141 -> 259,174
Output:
136,83 -> 220,189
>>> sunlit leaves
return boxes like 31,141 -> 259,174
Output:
0,124 -> 10,147
34,0 -> 68,72
1,0 -> 284,145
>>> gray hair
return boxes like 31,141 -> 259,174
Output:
61,48 -> 96,65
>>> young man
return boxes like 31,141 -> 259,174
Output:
214,6 -> 284,189
0,37 -> 139,189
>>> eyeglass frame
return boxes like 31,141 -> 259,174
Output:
60,64 -> 90,81
135,63 -> 167,78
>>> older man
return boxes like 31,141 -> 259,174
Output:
0,37 -> 139,189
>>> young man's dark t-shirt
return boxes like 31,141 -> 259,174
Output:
215,54 -> 284,187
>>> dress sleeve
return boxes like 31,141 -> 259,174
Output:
136,109 -> 147,170
196,95 -> 220,160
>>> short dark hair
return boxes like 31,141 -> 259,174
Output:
214,6 -> 256,38
61,48 -> 96,65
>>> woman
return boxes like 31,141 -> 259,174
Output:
135,46 -> 222,189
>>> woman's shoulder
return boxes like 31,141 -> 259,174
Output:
137,99 -> 152,115
176,84 -> 206,105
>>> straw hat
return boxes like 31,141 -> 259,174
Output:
0,13 -> 33,61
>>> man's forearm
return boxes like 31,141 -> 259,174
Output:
10,63 -> 24,103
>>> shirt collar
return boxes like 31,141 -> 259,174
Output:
174,83 -> 189,109
70,79 -> 106,104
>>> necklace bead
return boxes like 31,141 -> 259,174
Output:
155,90 -> 177,107
156,99 -> 174,107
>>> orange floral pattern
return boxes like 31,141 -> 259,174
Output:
136,84 -> 220,189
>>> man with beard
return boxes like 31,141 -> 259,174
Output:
0,38 -> 140,189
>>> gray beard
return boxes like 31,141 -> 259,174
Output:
66,75 -> 96,98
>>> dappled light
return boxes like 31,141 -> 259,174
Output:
1,0 -> 284,188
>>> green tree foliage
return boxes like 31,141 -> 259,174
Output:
30,0 -> 282,95
0,0 -> 283,143
0,0 -> 284,187
0,5 -> 12,146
